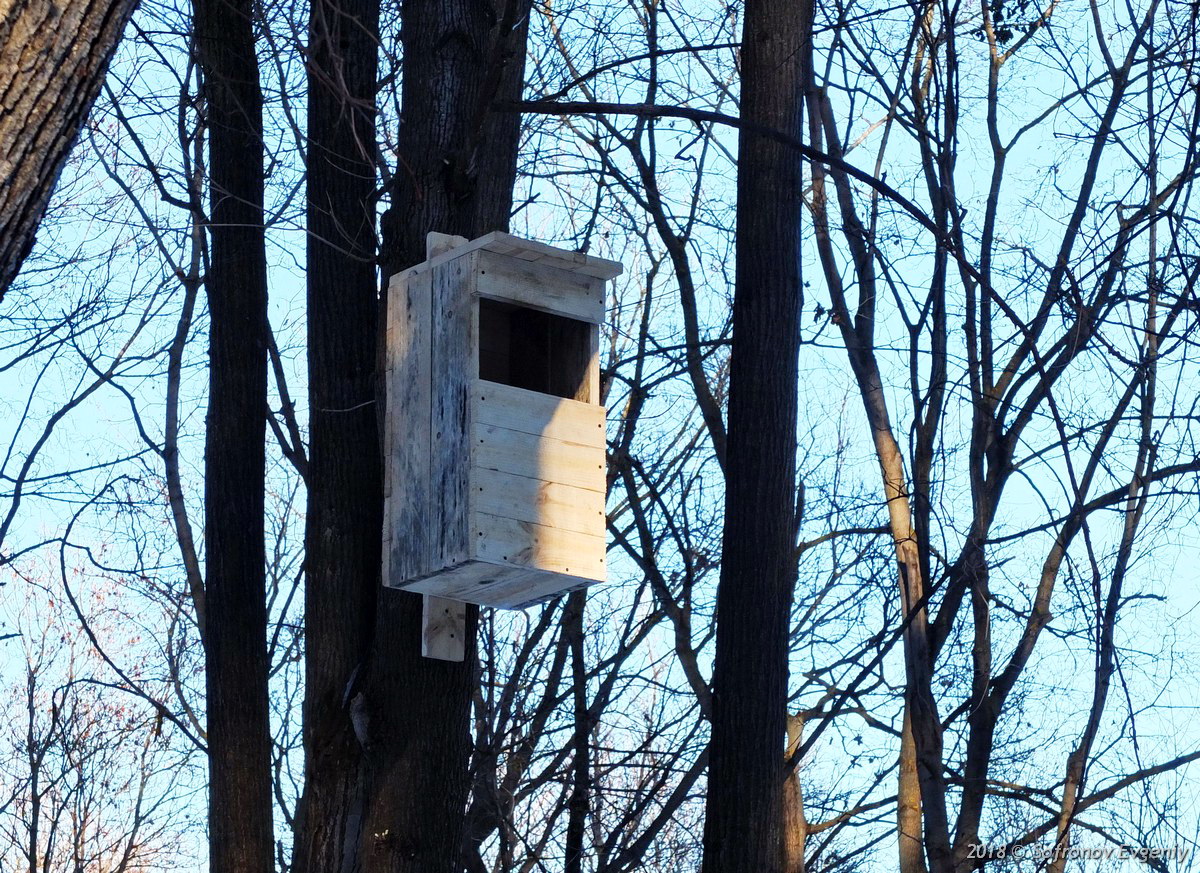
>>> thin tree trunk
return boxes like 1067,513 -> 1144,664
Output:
564,591 -> 589,873
699,0 -> 806,869
806,77 -> 943,873
25,668 -> 39,873
783,715 -> 808,873
194,0 -> 273,867
292,0 -> 380,867
0,0 -> 138,300
897,710 -> 926,873
1048,68 -> 1161,869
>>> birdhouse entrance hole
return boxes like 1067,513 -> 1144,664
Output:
478,298 -> 593,403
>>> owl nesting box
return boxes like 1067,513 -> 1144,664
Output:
382,231 -> 622,611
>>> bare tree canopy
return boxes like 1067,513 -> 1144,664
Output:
2,0 -> 1200,871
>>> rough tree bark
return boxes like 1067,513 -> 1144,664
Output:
194,0 -> 274,868
0,0 -> 138,301
700,0 -> 806,870
292,0 -> 381,867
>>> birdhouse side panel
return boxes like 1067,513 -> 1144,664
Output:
429,254 -> 478,573
470,379 -> 606,584
383,268 -> 435,585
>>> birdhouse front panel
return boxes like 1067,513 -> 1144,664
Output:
382,232 -> 621,609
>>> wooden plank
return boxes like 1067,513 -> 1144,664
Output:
479,239 -> 520,255
585,323 -> 600,405
475,423 -> 605,493
506,578 -> 592,610
427,232 -> 468,260
477,249 -> 605,324
383,268 -> 433,585
473,512 -> 605,580
400,561 -> 542,604
477,231 -> 623,279
421,595 -> 467,661
399,560 -> 595,610
430,253 -> 477,569
473,379 -> 605,449
497,572 -> 591,609
475,467 -> 605,536
569,261 -> 623,280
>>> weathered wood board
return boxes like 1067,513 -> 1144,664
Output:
430,253 -> 477,571
401,560 -> 595,610
473,513 -> 605,579
477,250 -> 605,324
474,468 -> 604,535
416,230 -> 622,281
382,268 -> 433,584
474,380 -> 605,447
421,595 -> 467,661
475,424 -> 604,493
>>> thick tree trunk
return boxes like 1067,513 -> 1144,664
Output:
699,0 -> 806,870
292,0 -> 532,869
194,0 -> 274,869
292,0 -> 380,868
0,0 -> 138,300
376,0 -> 531,278
363,2 -> 531,868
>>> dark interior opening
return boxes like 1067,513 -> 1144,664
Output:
478,298 -> 592,401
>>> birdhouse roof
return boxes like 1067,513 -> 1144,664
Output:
417,231 -> 623,280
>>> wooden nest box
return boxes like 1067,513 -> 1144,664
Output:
383,231 -> 622,611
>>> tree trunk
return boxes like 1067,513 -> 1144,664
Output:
292,0 -> 380,867
564,590 -> 589,873
805,65 -> 944,873
0,0 -> 138,301
376,0 -> 531,278
291,0 -> 532,869
363,2 -> 531,866
194,0 -> 274,868
700,0 -> 806,869
783,715 -> 808,873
